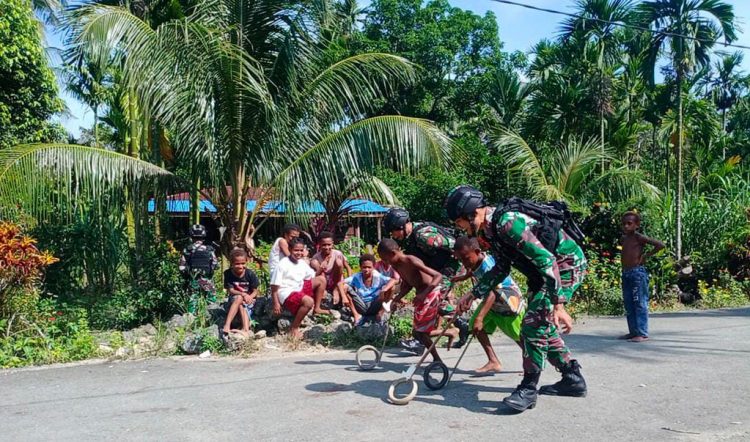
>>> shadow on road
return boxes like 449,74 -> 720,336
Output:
305,379 -> 518,415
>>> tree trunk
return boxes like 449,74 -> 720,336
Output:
722,109 -> 727,159
191,170 -> 201,225
93,105 -> 99,147
676,68 -> 684,259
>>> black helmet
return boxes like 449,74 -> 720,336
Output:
189,224 -> 207,239
444,185 -> 486,221
383,208 -> 410,233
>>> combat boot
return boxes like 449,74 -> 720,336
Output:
502,372 -> 540,412
539,359 -> 587,397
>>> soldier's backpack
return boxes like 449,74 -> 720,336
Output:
406,221 -> 459,273
185,244 -> 216,277
492,197 -> 586,253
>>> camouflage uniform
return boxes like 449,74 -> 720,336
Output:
472,209 -> 586,374
400,222 -> 461,291
179,241 -> 220,312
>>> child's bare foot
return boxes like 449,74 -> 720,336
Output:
475,361 -> 502,373
239,330 -> 251,338
290,328 -> 303,340
352,313 -> 362,325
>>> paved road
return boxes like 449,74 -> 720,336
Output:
1,308 -> 749,441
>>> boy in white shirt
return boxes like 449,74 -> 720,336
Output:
271,238 -> 316,339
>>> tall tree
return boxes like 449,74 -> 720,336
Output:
0,0 -> 62,150
637,0 -> 736,258
355,0 -> 507,127
561,0 -> 634,169
698,51 -> 747,137
3,0 -> 452,256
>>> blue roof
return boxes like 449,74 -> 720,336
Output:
148,198 -> 387,215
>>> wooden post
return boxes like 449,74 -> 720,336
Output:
376,216 -> 382,241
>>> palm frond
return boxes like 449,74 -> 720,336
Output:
0,144 -> 175,220
489,128 -> 549,195
302,53 -> 419,122
275,116 -> 452,214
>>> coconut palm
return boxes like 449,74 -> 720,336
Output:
561,0 -> 635,166
637,0 -> 736,258
1,0 -> 452,256
490,128 -> 659,212
697,51 -> 748,136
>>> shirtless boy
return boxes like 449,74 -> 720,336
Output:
620,211 -> 665,342
377,239 -> 458,363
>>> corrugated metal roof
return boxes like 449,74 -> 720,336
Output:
148,198 -> 387,214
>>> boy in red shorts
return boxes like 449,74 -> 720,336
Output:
271,238 -> 316,339
377,239 -> 457,363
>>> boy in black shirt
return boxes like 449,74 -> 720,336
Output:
223,249 -> 260,337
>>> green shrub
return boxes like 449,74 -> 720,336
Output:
0,299 -> 96,368
697,273 -> 750,309
571,250 -> 624,316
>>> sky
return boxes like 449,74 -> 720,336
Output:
51,0 -> 750,137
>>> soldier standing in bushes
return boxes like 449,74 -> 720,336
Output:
445,185 -> 587,412
179,224 -> 219,313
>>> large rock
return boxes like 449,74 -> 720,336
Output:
182,333 -> 202,354
224,331 -> 253,352
331,321 -> 353,339
207,302 -> 227,323
355,322 -> 389,341
304,324 -> 327,342
122,323 -> 157,343
167,313 -> 193,329
277,318 -> 291,334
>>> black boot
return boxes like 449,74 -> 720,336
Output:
502,372 -> 540,412
452,317 -> 469,348
539,360 -> 587,397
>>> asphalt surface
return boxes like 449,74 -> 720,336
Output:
1,308 -> 749,441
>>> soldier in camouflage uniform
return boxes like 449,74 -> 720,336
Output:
179,224 -> 220,313
444,185 -> 587,412
383,208 -> 468,348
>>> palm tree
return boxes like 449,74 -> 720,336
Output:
1,0 -> 452,257
698,51 -> 747,137
637,0 -> 736,258
490,129 -> 659,212
561,0 -> 634,168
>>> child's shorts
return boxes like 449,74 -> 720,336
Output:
283,280 -> 313,315
227,295 -> 255,319
469,306 -> 525,342
413,287 -> 442,334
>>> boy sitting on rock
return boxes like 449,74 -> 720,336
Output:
453,236 -> 525,373
340,254 -> 397,324
222,249 -> 260,338
311,231 -> 352,314
378,239 -> 458,363
271,238 -> 317,339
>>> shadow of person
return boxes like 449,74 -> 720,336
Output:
305,374 -> 518,415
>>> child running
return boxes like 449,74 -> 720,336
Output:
453,236 -> 525,373
620,211 -> 665,342
271,238 -> 316,339
377,239 -> 458,363
341,254 -> 397,323
222,249 -> 260,337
